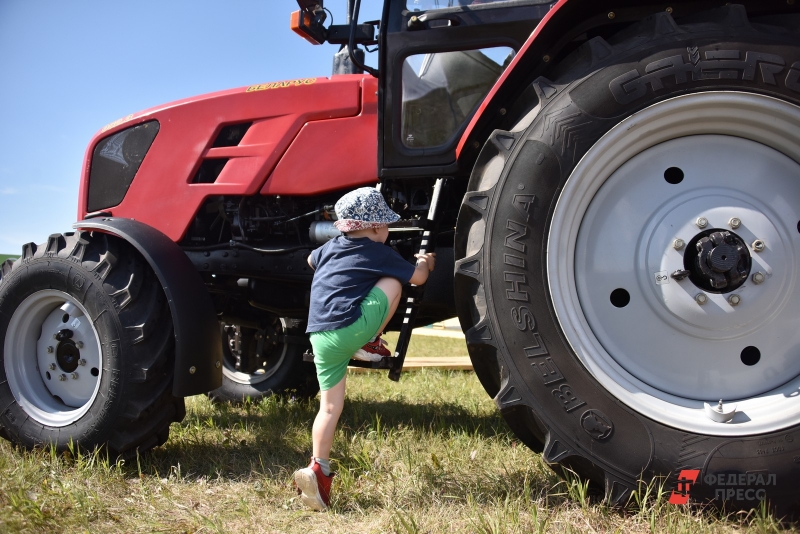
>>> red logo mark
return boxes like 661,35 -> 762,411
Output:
669,469 -> 701,505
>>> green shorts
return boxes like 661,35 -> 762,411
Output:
309,287 -> 390,391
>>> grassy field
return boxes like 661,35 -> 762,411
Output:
0,368 -> 794,533
0,254 -> 18,264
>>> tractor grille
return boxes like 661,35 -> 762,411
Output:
87,120 -> 159,212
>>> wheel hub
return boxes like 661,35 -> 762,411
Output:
55,337 -> 80,373
685,229 -> 751,292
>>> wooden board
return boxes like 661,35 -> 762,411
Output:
349,356 -> 472,373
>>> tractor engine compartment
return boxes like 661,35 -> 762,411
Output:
180,177 -> 462,328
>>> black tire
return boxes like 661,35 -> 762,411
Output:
455,6 -> 800,515
0,232 -> 184,457
207,319 -> 319,403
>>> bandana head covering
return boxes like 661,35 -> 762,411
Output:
333,187 -> 400,232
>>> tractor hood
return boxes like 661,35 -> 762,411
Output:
78,74 -> 378,242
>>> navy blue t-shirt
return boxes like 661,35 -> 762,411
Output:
306,235 -> 416,333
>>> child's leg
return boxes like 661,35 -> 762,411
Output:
373,277 -> 402,334
312,374 -> 347,461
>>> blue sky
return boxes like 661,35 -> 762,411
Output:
0,1 -> 382,254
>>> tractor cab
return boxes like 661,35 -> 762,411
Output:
292,0 -> 549,177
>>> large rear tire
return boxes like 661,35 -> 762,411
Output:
455,6 -> 800,515
0,232 -> 184,457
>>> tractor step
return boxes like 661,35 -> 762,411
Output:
302,349 -> 394,369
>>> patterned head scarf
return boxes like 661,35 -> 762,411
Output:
333,187 -> 401,232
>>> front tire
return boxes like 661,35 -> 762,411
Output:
455,6 -> 800,515
0,232 -> 184,457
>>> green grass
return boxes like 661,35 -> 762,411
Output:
0,370 -> 794,533
0,254 -> 18,264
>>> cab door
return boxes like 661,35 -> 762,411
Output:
379,0 -> 552,178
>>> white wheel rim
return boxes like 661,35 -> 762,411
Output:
221,320 -> 289,385
548,92 -> 800,436
4,290 -> 103,427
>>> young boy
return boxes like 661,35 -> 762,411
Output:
293,187 -> 435,511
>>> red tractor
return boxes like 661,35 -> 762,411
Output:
1,0 -> 799,515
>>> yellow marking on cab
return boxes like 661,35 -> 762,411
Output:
101,114 -> 134,133
246,78 -> 317,92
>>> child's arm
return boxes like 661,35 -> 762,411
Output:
409,252 -> 436,285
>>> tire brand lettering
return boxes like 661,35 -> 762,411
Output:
610,50 -> 786,104
502,196 -> 596,414
524,334 -> 549,359
786,61 -> 800,93
533,356 -> 564,384
511,306 -> 535,331
504,253 -> 525,268
512,194 -> 535,222
581,409 -> 613,440
552,384 -> 586,412
504,220 -> 528,253
504,272 -> 529,302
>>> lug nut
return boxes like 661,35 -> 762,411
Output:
728,294 -> 741,306
59,374 -> 67,381
71,372 -> 79,380
48,363 -> 56,371
189,366 -> 196,375
215,361 -> 221,369
47,346 -> 54,353
752,239 -> 766,252
752,272 -> 766,284
695,293 -> 708,305
696,217 -> 708,229
78,358 -> 86,366
76,341 -> 84,349
729,217 -> 741,229
673,238 -> 685,250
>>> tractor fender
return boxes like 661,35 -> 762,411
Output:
457,0 -> 796,161
73,217 -> 222,397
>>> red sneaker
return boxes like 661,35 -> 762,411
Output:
353,335 -> 391,362
294,458 -> 334,511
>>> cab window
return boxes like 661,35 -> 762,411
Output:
401,46 -> 514,148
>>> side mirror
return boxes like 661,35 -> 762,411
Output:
291,1 -> 327,45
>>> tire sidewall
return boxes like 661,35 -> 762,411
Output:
481,32 -> 800,508
0,256 -> 126,449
